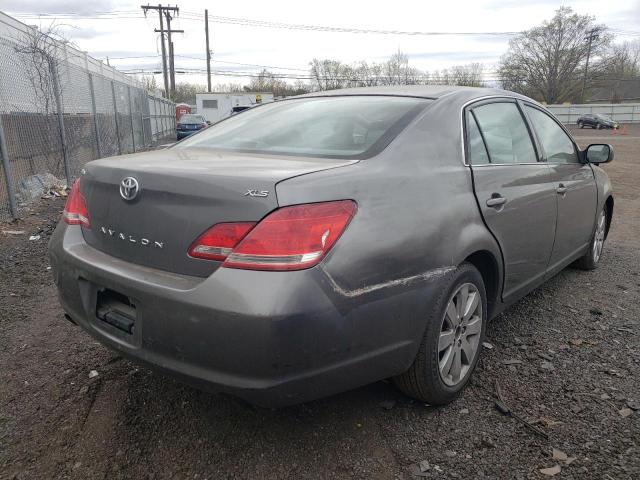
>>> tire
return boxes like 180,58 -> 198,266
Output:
393,263 -> 487,405
597,124 -> 603,130
575,207 -> 607,270
578,122 -> 584,129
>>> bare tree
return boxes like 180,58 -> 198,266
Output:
13,24 -> 70,176
380,50 -> 422,86
211,83 -> 245,93
309,59 -> 352,90
245,69 -> 310,96
13,24 -> 67,116
171,82 -> 202,104
309,51 -> 489,90
498,7 -> 611,103
432,63 -> 484,87
593,40 -> 640,102
604,40 -> 640,78
139,75 -> 159,94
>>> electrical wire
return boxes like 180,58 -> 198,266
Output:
13,11 -> 640,37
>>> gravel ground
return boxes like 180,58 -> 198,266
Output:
1,126 -> 638,480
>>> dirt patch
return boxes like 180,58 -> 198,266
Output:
1,127 -> 639,479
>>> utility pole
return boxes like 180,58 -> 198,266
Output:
154,20 -> 184,98
581,27 -> 600,103
164,10 -> 179,94
141,4 -> 181,98
205,9 -> 212,92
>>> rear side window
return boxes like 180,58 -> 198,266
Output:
176,96 -> 430,159
525,106 -> 578,164
472,103 -> 537,164
466,111 -> 490,165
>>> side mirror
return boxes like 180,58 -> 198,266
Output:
585,144 -> 614,164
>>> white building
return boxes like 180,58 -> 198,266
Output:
195,92 -> 275,123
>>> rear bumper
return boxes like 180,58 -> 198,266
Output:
49,223 -> 442,406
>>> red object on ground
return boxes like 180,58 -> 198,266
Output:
175,103 -> 191,121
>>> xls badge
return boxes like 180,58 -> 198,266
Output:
244,189 -> 269,197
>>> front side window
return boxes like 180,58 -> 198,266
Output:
471,102 -> 537,164
176,96 -> 430,159
525,106 -> 578,164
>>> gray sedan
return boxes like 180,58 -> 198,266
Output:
49,86 -> 614,407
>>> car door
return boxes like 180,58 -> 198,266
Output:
466,99 -> 558,302
523,104 -> 598,274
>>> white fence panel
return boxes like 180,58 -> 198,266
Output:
546,103 -> 640,124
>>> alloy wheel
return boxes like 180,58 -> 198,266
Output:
438,283 -> 483,387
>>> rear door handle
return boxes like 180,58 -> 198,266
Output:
556,184 -> 568,195
486,196 -> 507,208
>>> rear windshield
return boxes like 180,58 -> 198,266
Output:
176,96 -> 430,159
180,114 -> 205,123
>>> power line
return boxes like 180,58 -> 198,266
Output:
121,67 -> 510,82
121,67 -> 640,85
103,53 -> 309,72
176,55 -> 309,72
180,12 -> 522,36
14,11 -> 640,37
15,11 -> 523,36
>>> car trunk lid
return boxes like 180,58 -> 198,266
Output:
80,147 -> 356,277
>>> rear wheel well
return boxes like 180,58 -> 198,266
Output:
604,196 -> 614,239
464,251 -> 500,318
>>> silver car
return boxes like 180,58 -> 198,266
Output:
49,86 -> 614,407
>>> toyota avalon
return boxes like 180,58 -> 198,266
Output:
49,86 -> 614,407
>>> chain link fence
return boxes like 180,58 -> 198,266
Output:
0,17 -> 175,223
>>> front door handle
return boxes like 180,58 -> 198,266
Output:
486,195 -> 507,208
556,184 -> 568,195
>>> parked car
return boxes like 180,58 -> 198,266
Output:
49,86 -> 614,407
176,114 -> 208,139
577,113 -> 619,129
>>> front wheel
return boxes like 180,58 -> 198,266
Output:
578,122 -> 584,129
393,263 -> 487,405
597,124 -> 603,130
576,208 -> 607,270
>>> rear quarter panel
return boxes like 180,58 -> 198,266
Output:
276,95 -> 503,333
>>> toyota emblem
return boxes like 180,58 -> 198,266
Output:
120,177 -> 139,201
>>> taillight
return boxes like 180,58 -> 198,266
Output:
223,200 -> 357,271
188,222 -> 256,261
63,179 -> 90,228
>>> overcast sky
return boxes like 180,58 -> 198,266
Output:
3,0 -> 640,87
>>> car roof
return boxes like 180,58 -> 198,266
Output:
294,85 -> 522,100
291,85 -> 544,109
